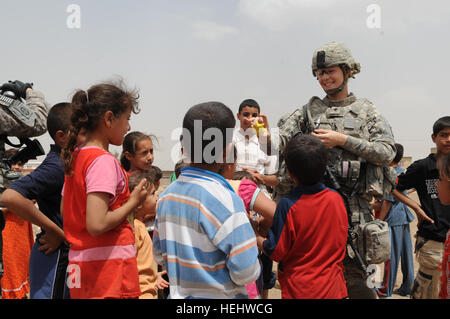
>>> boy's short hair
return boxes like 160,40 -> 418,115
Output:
393,143 -> 404,164
284,134 -> 328,186
174,159 -> 188,178
128,170 -> 157,193
47,103 -> 72,140
182,101 -> 235,164
238,99 -> 260,114
432,116 -> 450,136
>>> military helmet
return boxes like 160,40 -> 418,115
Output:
311,42 -> 361,77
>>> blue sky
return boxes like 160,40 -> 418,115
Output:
2,0 -> 449,169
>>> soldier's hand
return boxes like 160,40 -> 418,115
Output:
312,129 -> 348,148
0,82 -> 19,95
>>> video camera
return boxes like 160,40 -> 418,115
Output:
3,136 -> 45,167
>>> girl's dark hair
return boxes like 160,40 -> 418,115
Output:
393,143 -> 404,164
284,134 -> 328,185
437,153 -> 450,179
120,131 -> 153,171
62,80 -> 140,176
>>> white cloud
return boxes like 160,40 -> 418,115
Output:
237,0 -> 336,31
191,20 -> 239,41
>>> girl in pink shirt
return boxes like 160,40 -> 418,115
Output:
61,81 -> 148,299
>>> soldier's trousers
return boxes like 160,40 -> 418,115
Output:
411,236 -> 444,299
343,255 -> 378,299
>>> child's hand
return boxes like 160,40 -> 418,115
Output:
256,234 -> 266,252
129,178 -> 148,206
251,116 -> 268,137
38,228 -> 67,255
243,168 -> 266,185
413,206 -> 434,226
156,270 -> 170,290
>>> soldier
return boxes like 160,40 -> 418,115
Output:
0,80 -> 51,282
263,42 -> 397,298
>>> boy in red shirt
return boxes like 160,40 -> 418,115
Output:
257,134 -> 348,299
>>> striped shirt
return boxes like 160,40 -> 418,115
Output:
153,167 -> 261,299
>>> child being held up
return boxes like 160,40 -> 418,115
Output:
257,134 -> 349,299
128,172 -> 169,299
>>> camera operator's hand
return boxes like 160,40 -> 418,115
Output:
1,80 -> 33,99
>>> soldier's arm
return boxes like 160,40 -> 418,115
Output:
259,109 -> 304,158
24,89 -> 51,136
275,109 -> 304,156
341,109 -> 396,166
0,88 -> 51,137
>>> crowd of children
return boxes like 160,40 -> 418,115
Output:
1,73 -> 449,299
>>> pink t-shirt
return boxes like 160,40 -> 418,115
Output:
62,147 -> 126,205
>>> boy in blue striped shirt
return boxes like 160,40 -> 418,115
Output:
153,101 -> 261,299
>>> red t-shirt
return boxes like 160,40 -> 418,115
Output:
263,184 -> 348,299
63,146 -> 140,299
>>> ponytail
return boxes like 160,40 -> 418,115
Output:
120,152 -> 131,171
61,90 -> 90,176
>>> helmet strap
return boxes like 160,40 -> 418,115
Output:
325,65 -> 348,96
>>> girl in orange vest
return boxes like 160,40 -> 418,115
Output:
61,82 -> 148,299
436,154 -> 449,299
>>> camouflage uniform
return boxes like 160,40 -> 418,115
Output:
0,88 -> 51,280
271,43 -> 396,299
0,89 -> 50,137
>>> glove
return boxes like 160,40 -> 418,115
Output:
2,80 -> 33,99
0,82 -> 18,95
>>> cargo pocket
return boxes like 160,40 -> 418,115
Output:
411,270 -> 433,299
417,243 -> 443,270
